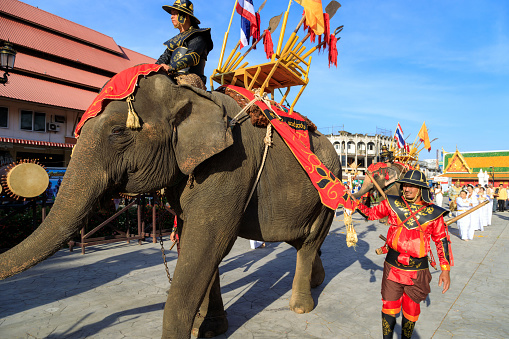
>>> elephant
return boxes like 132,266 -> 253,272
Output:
0,73 -> 341,339
352,162 -> 409,200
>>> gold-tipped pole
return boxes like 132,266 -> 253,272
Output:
218,0 -> 239,70
221,41 -> 241,72
281,15 -> 306,57
275,0 -> 293,59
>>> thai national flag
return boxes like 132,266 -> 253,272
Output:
394,123 -> 409,151
236,0 -> 256,48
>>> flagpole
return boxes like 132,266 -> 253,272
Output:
218,0 -> 239,70
275,0 -> 293,59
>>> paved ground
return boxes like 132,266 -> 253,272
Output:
1,209 -> 508,339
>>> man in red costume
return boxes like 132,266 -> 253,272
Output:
357,170 -> 453,339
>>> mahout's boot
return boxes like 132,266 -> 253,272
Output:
401,315 -> 416,339
382,312 -> 396,339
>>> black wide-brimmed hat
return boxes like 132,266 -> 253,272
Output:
163,0 -> 200,24
398,170 -> 432,203
397,170 -> 429,189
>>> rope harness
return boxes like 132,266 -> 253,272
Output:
228,88 -> 278,212
159,89 -> 277,283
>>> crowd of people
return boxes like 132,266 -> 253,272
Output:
442,182 -> 509,241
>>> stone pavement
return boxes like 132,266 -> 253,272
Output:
1,210 -> 508,338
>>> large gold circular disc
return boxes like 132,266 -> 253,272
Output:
6,163 -> 49,198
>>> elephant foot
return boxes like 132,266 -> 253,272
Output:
289,291 -> 314,314
310,257 -> 325,288
191,312 -> 228,338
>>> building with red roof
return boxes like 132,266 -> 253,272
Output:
0,0 -> 155,167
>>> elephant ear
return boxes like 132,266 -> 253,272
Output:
171,85 -> 233,175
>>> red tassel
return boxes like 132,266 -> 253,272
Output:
328,34 -> 338,68
309,26 -> 316,43
263,29 -> 274,59
303,10 -> 308,31
318,35 -> 322,52
324,13 -> 330,47
251,12 -> 261,46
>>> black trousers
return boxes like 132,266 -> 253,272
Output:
498,199 -> 506,212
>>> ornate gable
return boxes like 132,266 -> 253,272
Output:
445,149 -> 471,173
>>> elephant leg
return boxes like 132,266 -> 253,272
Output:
289,208 -> 333,314
161,227 -> 236,339
310,253 -> 325,288
191,269 -> 228,338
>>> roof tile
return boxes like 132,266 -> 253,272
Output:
0,16 -> 154,74
2,73 -> 98,111
0,0 -> 123,54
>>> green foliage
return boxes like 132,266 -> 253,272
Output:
0,204 -> 50,250
0,200 -> 174,250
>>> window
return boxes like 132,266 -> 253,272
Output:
20,110 -> 46,131
0,107 -> 8,128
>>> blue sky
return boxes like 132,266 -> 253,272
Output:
22,0 -> 509,159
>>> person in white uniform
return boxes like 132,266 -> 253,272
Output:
456,190 -> 473,241
250,240 -> 265,249
467,185 -> 481,232
434,184 -> 443,207
477,187 -> 489,230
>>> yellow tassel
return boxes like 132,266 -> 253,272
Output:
126,95 -> 141,129
344,208 -> 358,248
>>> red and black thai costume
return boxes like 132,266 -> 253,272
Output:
358,195 -> 453,338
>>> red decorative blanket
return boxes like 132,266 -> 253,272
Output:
75,64 -> 162,138
223,85 -> 357,211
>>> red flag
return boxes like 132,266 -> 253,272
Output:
263,29 -> 274,59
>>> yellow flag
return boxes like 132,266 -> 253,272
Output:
418,122 -> 431,152
295,0 -> 324,35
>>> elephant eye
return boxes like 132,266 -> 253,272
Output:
111,126 -> 124,135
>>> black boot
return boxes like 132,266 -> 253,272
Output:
401,315 -> 416,339
382,312 -> 396,339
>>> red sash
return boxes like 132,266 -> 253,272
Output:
223,85 -> 356,211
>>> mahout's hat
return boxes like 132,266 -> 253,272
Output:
163,0 -> 200,25
398,169 -> 432,203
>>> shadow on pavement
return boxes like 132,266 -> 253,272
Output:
0,242 -> 176,318
45,303 -> 165,339
221,220 -> 383,335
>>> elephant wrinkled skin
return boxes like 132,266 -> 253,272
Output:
352,162 -> 407,199
0,74 -> 341,339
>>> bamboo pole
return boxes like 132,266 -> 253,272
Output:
275,0 -> 293,58
365,171 -> 387,200
221,41 -> 241,72
218,0 -> 239,70
445,200 -> 489,226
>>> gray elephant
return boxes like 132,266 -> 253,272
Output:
352,162 -> 408,200
0,74 -> 341,338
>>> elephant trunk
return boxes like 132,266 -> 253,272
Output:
352,180 -> 374,199
0,141 -> 107,280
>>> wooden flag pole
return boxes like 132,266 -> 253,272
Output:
218,0 -> 239,70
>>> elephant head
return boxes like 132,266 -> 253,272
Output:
352,162 -> 407,199
0,74 -> 233,279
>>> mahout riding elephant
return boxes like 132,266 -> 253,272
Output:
0,73 -> 341,338
352,162 -> 408,199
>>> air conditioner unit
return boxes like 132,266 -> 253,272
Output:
47,122 -> 60,132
